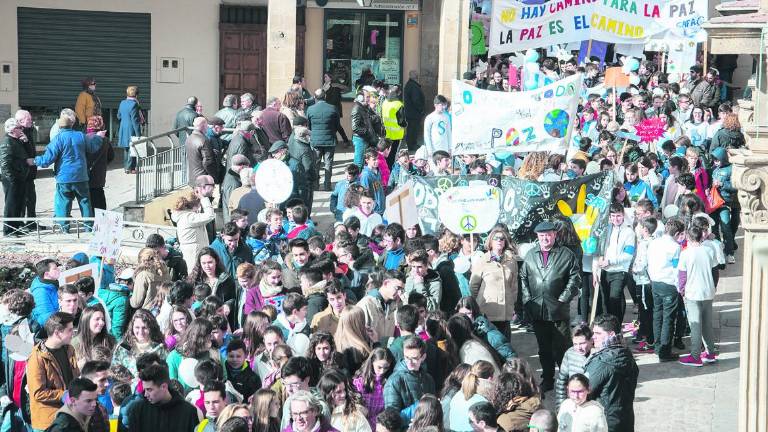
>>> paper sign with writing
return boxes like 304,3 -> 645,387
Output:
59,263 -> 101,293
451,73 -> 581,155
490,0 -> 669,54
87,209 -> 124,260
654,0 -> 708,42
438,185 -> 501,234
384,182 -> 419,228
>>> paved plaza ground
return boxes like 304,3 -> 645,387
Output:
1,146 -> 741,430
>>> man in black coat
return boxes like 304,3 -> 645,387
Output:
306,89 -> 341,191
585,314 -> 639,432
520,221 -> 581,391
403,70 -> 425,152
173,96 -> 201,146
15,110 -> 38,222
127,364 -> 200,431
0,118 -> 30,235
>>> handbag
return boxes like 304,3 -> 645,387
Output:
706,185 -> 726,212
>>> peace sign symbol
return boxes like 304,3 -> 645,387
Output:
488,178 -> 499,187
460,215 -> 477,233
436,177 -> 453,191
457,179 -> 469,187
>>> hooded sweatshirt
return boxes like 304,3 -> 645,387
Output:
711,147 -> 735,203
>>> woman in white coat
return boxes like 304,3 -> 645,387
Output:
557,374 -> 608,432
171,191 -> 215,271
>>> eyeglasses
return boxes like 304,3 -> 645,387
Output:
492,236 -> 506,241
284,381 -> 304,389
290,409 -> 314,418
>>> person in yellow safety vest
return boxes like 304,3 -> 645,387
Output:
381,85 -> 408,168
196,380 -> 229,432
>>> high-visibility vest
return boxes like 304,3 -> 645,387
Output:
196,418 -> 211,432
382,100 -> 405,140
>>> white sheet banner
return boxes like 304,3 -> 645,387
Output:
489,0 -> 670,54
451,73 -> 582,155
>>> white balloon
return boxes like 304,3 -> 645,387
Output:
629,75 -> 640,86
254,159 -> 294,204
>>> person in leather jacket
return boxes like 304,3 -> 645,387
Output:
520,221 -> 581,391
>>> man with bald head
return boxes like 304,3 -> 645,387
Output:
174,96 -> 201,146
186,117 -> 218,187
15,110 -> 38,222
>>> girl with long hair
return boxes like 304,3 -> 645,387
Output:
409,394 -> 445,432
188,248 -> 236,326
468,227 -> 518,340
71,305 -> 116,368
308,332 -> 347,381
150,281 -> 173,330
447,314 -> 503,372
438,363 -> 471,429
216,403 -> 252,431
352,347 -> 395,429
132,247 -> 170,311
503,357 -> 541,397
242,311 -> 271,366
517,152 -> 548,180
494,372 -> 543,432
262,344 -> 293,389
166,317 -> 216,391
334,306 -> 373,375
447,360 -> 495,431
164,305 -> 193,350
318,369 -> 371,432
112,309 -> 167,378
250,388 -> 281,432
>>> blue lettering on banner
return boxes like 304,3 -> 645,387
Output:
463,90 -> 473,104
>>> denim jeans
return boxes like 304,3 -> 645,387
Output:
316,146 -> 336,189
712,207 -> 736,255
652,281 -> 679,356
686,299 -> 715,358
54,181 -> 93,230
352,135 -> 366,168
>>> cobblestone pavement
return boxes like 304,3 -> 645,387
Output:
1,146 -> 742,430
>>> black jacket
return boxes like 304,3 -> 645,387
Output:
126,390 -> 199,432
226,361 -> 261,401
403,79 -> 425,119
584,344 -> 639,432
173,104 -> 200,146
46,411 -> 85,432
520,244 -> 581,321
85,133 -> 115,188
165,248 -> 188,282
0,134 -> 30,182
306,100 -> 340,148
227,131 -> 262,168
350,101 -> 377,146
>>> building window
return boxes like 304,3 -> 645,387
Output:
325,10 -> 403,99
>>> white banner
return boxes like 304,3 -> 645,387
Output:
87,209 -> 124,261
451,74 -> 582,155
489,0 -> 669,54
438,185 -> 501,235
655,0 -> 708,42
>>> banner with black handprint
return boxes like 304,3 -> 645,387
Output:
406,171 -> 615,255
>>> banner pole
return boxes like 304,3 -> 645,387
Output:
612,86 -> 617,122
702,40 -> 708,75
585,39 -> 593,63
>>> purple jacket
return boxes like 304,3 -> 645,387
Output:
243,286 -> 265,316
282,420 -> 339,432
353,375 -> 385,429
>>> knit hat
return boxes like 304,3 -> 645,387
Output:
87,115 -> 104,131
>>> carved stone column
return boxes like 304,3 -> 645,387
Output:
730,149 -> 768,432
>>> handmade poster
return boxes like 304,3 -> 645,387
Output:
59,263 -> 101,293
438,185 -> 501,234
653,0 -> 708,42
406,171 -> 615,255
87,209 -> 124,261
254,159 -> 294,204
489,0 -> 669,54
451,73 -> 581,155
384,182 -> 419,228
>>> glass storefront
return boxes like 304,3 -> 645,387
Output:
324,10 -> 404,99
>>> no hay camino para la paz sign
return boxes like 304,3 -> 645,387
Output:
489,0 -> 670,54
451,73 -> 581,155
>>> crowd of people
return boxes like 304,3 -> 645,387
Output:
0,29 -> 744,432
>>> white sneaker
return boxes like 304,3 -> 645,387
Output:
727,255 -> 736,264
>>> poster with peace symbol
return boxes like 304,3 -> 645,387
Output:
451,73 -> 581,156
407,171 -> 614,255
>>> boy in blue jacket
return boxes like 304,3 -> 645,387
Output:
330,164 -> 360,221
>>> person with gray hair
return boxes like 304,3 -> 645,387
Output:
285,390 -> 336,432
49,108 -> 77,140
14,109 -> 38,222
215,94 -> 239,142
173,96 -> 202,146
226,117 -> 262,173
261,96 -> 292,145
29,112 -> 102,232
236,92 -> 260,122
528,409 -> 558,432
0,118 -> 31,235
185,117 -> 217,187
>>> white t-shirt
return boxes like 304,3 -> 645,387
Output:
679,245 -> 716,301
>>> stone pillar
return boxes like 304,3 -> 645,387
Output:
437,0 -> 470,97
266,0 -> 296,100
732,51 -> 768,432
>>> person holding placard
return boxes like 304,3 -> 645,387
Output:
172,180 -> 216,272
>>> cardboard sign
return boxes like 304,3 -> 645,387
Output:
603,67 -> 631,88
59,263 -> 100,291
451,74 -> 581,155
384,182 -> 419,228
87,209 -> 124,261
489,0 -> 669,54
254,159 -> 294,204
438,185 -> 501,234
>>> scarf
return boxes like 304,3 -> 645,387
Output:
260,279 -> 283,298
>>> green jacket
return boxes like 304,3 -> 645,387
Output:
98,282 -> 131,340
